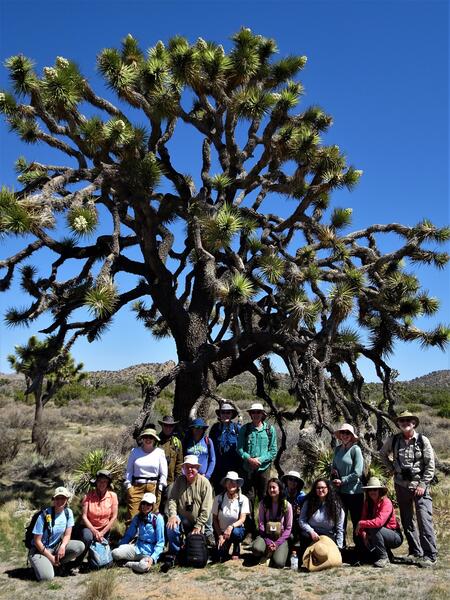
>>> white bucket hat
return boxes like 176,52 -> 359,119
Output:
141,492 -> 156,505
220,471 -> 244,488
334,423 -> 358,440
247,402 -> 267,417
182,455 -> 201,468
282,470 -> 305,488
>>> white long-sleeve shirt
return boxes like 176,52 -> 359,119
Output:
124,446 -> 168,490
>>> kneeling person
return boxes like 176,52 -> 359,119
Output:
213,471 -> 249,560
166,455 -> 213,557
112,493 -> 164,573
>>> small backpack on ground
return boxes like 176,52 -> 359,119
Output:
24,507 -> 69,549
183,533 -> 208,568
88,539 -> 113,569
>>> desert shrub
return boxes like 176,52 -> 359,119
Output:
0,425 -> 21,465
1,402 -> 33,429
0,499 -> 31,561
53,381 -> 90,405
437,399 -> 450,419
297,429 -> 333,484
13,389 -> 31,404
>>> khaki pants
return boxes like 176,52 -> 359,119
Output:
126,482 -> 160,523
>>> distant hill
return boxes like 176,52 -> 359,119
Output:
1,364 -> 449,390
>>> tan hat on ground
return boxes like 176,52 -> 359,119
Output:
334,423 -> 358,440
302,536 -> 343,572
52,486 -> 71,500
395,411 -> 419,427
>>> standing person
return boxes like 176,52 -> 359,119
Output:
112,493 -> 165,573
157,416 -> 183,514
237,403 -> 277,533
298,478 -> 345,556
183,418 -> 216,480
212,471 -> 250,561
75,470 -> 118,567
251,478 -> 293,568
209,402 -> 242,494
354,477 -> 403,568
166,455 -> 214,556
124,428 -> 168,522
331,423 -> 364,546
28,487 -> 85,581
379,411 -> 437,568
281,470 -> 306,550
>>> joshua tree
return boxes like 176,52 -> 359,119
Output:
0,30 -> 448,446
8,335 -> 84,446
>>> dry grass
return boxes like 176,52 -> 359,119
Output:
82,570 -> 119,600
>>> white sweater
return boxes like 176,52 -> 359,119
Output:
125,447 -> 168,489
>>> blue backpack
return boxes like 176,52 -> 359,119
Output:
89,538 -> 113,569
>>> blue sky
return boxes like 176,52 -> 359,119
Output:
0,0 -> 448,380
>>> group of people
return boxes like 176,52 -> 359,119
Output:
28,404 -> 438,580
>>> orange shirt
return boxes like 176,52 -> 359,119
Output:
83,489 -> 118,530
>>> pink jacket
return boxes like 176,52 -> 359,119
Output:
359,496 -> 398,532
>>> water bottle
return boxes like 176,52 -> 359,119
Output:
290,550 -> 298,570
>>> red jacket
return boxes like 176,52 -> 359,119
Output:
358,496 -> 398,532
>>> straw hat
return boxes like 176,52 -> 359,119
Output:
334,423 -> 358,440
362,476 -> 388,494
139,428 -> 161,442
215,402 -> 238,420
302,536 -> 342,572
395,410 -> 419,427
220,470 -> 244,488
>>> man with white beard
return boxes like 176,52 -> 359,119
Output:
380,411 -> 437,567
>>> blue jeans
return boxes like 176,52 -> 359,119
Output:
166,516 -> 196,555
217,526 -> 245,560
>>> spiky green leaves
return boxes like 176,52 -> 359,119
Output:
41,59 -> 84,115
329,282 -> 355,319
331,208 -> 353,229
258,254 -> 285,283
67,205 -> 98,236
287,292 -> 321,328
4,55 -> 39,96
0,187 -> 54,235
0,91 -> 17,116
233,87 -> 276,119
98,48 -> 138,91
85,280 -> 118,318
202,204 -> 243,251
218,272 -> 255,304
419,325 -> 450,351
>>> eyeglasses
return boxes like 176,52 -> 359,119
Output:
316,487 -> 328,491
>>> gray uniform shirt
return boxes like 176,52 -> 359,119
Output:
379,431 -> 435,489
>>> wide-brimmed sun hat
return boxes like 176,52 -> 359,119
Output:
90,469 -> 113,485
189,417 -> 208,429
302,535 -> 343,572
395,410 -> 419,427
139,427 -> 160,442
215,402 -> 238,419
220,471 -> 244,488
182,455 -> 201,468
158,415 -> 179,426
53,486 -> 71,500
141,492 -> 156,505
362,476 -> 388,494
282,470 -> 305,488
334,423 -> 358,440
247,402 -> 267,417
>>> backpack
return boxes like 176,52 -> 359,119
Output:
24,507 -> 69,549
88,539 -> 113,569
184,533 -> 208,568
391,433 -> 438,485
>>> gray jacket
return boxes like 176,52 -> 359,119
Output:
379,431 -> 435,489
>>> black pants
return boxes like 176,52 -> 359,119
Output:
242,468 -> 273,536
339,493 -> 364,547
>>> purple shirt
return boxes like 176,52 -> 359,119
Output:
258,500 -> 293,547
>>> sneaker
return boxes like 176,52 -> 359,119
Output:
123,561 -> 140,569
373,558 -> 389,568
418,557 -> 437,568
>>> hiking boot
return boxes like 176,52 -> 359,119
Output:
206,534 -> 216,547
418,557 -> 437,568
373,558 -> 389,568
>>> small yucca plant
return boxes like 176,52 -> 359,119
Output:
71,449 -> 126,494
297,430 -> 333,484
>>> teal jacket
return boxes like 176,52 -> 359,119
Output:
332,444 -> 364,494
237,422 -> 277,473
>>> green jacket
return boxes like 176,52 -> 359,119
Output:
159,433 -> 183,485
237,421 -> 277,473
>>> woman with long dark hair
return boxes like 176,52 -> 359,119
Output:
298,478 -> 345,555
251,477 -> 293,568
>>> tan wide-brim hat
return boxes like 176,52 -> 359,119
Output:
302,536 -> 343,572
139,428 -> 161,442
220,470 -> 244,488
182,455 -> 201,469
395,411 -> 419,427
362,476 -> 388,494
215,402 -> 239,420
247,402 -> 267,417
334,423 -> 358,440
